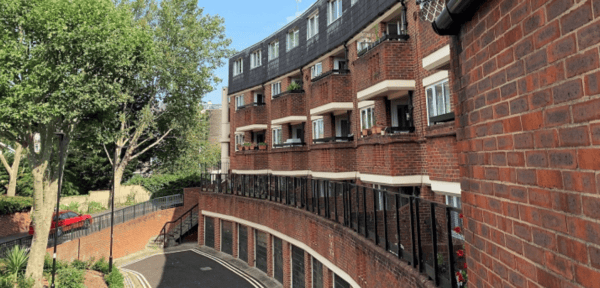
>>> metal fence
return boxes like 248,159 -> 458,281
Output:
0,194 -> 183,258
207,173 -> 464,288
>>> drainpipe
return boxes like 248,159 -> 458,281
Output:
399,1 -> 410,40
343,42 -> 349,71
431,0 -> 481,35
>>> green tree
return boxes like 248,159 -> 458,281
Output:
0,0 -> 154,286
103,0 -> 233,198
0,141 -> 24,197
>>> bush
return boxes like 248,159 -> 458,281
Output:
0,196 -> 32,215
104,268 -> 124,288
0,246 -> 28,281
0,276 -> 12,288
60,202 -> 81,214
70,259 -> 87,270
56,268 -> 85,288
17,276 -> 34,288
125,172 -> 208,198
87,201 -> 105,214
43,253 -> 68,274
91,257 -> 109,274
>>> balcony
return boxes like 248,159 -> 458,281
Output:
309,142 -> 356,174
232,150 -> 269,171
309,70 -> 353,116
354,39 -> 415,101
235,103 -> 268,132
271,90 -> 307,125
356,133 -> 423,179
269,146 -> 309,172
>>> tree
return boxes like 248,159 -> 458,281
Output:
103,0 -> 233,197
0,141 -> 23,196
0,0 -> 154,286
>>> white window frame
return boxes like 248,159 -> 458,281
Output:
312,119 -> 324,140
311,63 -> 322,79
271,82 -> 281,97
235,95 -> 244,110
272,128 -> 282,147
360,106 -> 375,130
307,13 -> 319,39
233,58 -> 243,76
357,38 -> 371,53
446,195 -> 464,240
235,134 -> 245,151
425,79 -> 451,124
287,29 -> 299,51
268,40 -> 279,61
250,50 -> 262,69
328,0 -> 343,25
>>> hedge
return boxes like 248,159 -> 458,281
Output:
0,196 -> 32,215
125,172 -> 209,198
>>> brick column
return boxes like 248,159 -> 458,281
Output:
304,251 -> 312,288
198,213 -> 205,246
323,266 -> 333,288
267,233 -> 274,277
248,227 -> 255,267
283,240 -> 291,288
214,218 -> 221,252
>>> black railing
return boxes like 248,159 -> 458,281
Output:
0,194 -> 183,258
357,33 -> 409,58
272,89 -> 305,99
237,102 -> 266,110
155,204 -> 199,247
312,135 -> 354,144
206,173 -> 464,288
310,69 -> 350,83
273,142 -> 306,148
386,126 -> 416,133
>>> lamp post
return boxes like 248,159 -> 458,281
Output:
51,132 -> 66,288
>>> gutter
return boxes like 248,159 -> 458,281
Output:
431,0 -> 482,35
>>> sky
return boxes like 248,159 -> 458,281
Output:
201,0 -> 316,105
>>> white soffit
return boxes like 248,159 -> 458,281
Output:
272,116 -> 308,125
236,124 -> 268,132
312,171 -> 358,180
422,45 -> 450,71
430,180 -> 462,196
359,174 -> 429,186
357,100 -> 375,109
422,71 -> 449,87
231,169 -> 270,175
271,170 -> 311,176
310,102 -> 354,116
356,80 -> 416,101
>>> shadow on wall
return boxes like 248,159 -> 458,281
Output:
0,210 -> 31,238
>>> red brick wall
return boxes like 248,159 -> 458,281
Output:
354,41 -> 414,93
356,137 -> 425,176
269,149 -> 309,172
453,0 -> 600,287
234,105 -> 268,126
197,192 -> 436,288
271,92 -> 306,120
231,151 -> 269,171
309,75 -> 353,110
308,144 -> 356,173
0,211 -> 31,237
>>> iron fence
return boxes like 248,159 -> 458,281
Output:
206,173 -> 464,288
0,194 -> 183,258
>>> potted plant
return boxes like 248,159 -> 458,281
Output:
243,142 -> 251,150
287,82 -> 302,92
258,142 -> 267,150
250,143 -> 257,150
371,121 -> 384,134
237,144 -> 243,151
362,128 -> 371,137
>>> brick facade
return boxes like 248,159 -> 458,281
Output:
0,211 -> 31,237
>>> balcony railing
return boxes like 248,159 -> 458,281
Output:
202,174 -> 465,288
237,102 -> 266,110
312,135 -> 354,144
357,33 -> 409,58
273,142 -> 306,148
311,69 -> 350,83
272,89 -> 304,99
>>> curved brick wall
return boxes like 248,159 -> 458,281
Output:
194,191 -> 436,288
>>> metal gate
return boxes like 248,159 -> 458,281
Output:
239,224 -> 248,262
312,257 -> 323,288
292,245 -> 305,288
221,220 -> 233,255
273,237 -> 284,284
255,230 -> 268,274
205,216 -> 214,248
334,275 -> 351,288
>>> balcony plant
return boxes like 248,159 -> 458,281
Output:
243,142 -> 251,150
371,121 -> 384,135
237,144 -> 243,151
287,82 -> 302,92
250,143 -> 257,150
258,142 -> 267,150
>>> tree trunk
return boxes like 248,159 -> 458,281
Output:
25,164 -> 56,288
6,143 -> 23,197
111,167 -> 125,209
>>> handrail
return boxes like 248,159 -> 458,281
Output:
356,33 -> 408,58
310,69 -> 350,83
272,89 -> 305,99
155,203 -> 199,247
312,135 -> 354,144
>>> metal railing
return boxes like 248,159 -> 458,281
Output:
312,135 -> 354,144
206,173 -> 464,288
155,204 -> 199,247
0,194 -> 183,258
310,69 -> 350,83
357,33 -> 408,58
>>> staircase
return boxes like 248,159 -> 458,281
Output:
155,204 -> 199,248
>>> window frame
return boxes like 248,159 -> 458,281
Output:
327,0 -> 343,25
271,82 -> 281,97
425,79 -> 452,125
250,50 -> 262,69
233,58 -> 243,76
235,95 -> 244,110
445,195 -> 464,240
287,29 -> 299,51
311,63 -> 322,79
360,106 -> 375,130
268,40 -> 279,61
235,134 -> 245,151
312,119 -> 324,140
272,128 -> 282,147
307,13 -> 319,39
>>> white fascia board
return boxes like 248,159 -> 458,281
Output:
231,169 -> 270,175
359,174 -> 429,186
430,180 -> 462,196
271,170 -> 311,176
357,101 -> 375,109
311,171 -> 358,180
310,102 -> 354,116
271,116 -> 308,125
356,80 -> 416,101
236,124 -> 268,132
422,45 -> 450,71
422,71 -> 449,87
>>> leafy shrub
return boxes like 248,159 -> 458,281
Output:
125,172 -> 208,198
87,201 -> 105,214
91,257 -> 109,274
57,267 -> 85,288
43,254 -> 68,274
70,259 -> 87,270
0,275 -> 12,288
17,276 -> 34,288
0,196 -> 32,215
286,81 -> 302,92
104,268 -> 124,288
59,202 -> 81,214
0,246 -> 28,281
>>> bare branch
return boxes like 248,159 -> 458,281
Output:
132,136 -> 154,150
103,144 -> 113,167
0,152 -> 11,173
130,129 -> 172,160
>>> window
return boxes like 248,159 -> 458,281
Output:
360,106 -> 375,130
426,80 -> 452,124
235,95 -> 244,110
250,50 -> 262,69
254,93 -> 265,105
272,128 -> 282,146
328,0 -> 342,24
233,58 -> 243,76
235,134 -> 244,151
446,195 -> 464,240
335,114 -> 350,138
357,40 -> 371,53
311,63 -> 322,79
271,82 -> 281,97
307,13 -> 319,39
269,40 -> 279,60
287,29 -> 299,51
312,119 -> 324,140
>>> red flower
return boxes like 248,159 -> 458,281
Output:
453,226 -> 461,234
459,213 -> 464,219
464,263 -> 468,269
456,249 -> 464,257
456,271 -> 464,282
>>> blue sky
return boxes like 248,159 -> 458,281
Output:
201,0 -> 316,104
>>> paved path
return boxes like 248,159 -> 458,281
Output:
123,249 -> 265,288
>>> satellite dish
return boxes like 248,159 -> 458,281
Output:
417,0 -> 444,23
